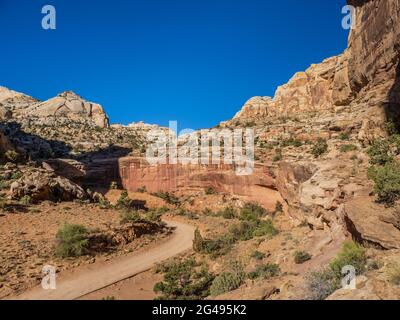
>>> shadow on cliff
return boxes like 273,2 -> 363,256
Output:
386,61 -> 400,132
0,121 -> 72,160
0,121 -> 131,189
76,145 -> 131,189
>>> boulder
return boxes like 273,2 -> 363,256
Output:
343,197 -> 400,249
10,169 -> 88,203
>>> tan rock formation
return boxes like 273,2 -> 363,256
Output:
343,197 -> 400,249
22,91 -> 109,128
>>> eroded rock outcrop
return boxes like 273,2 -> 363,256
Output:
10,169 -> 88,203
22,91 -> 110,128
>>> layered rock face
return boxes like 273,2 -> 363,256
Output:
223,55 -> 350,126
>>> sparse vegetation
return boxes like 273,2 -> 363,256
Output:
4,150 -> 20,163
55,223 -> 89,258
248,263 -> 280,280
250,250 -> 266,261
218,206 -> 237,219
153,258 -> 215,300
311,138 -> 328,158
239,202 -> 267,221
120,209 -> 142,224
305,268 -> 338,300
329,241 -> 366,278
210,261 -> 246,296
205,187 -> 217,195
152,191 -> 180,206
340,144 -> 358,153
305,241 -> 366,300
368,139 -> 393,165
368,161 -> 400,205
294,251 -> 312,264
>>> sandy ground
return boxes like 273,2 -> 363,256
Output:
13,219 -> 194,300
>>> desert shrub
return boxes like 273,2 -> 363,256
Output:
120,209 -> 142,224
55,223 -> 89,258
10,171 -> 22,180
368,161 -> 400,205
294,251 -> 312,264
153,258 -> 214,300
329,241 -> 367,278
368,139 -> 392,165
248,263 -> 280,280
281,138 -> 303,148
4,150 -> 19,163
152,191 -> 180,206
340,144 -> 358,153
145,209 -> 163,222
250,250 -> 266,261
338,132 -> 350,141
239,202 -> 266,221
252,220 -> 278,238
205,187 -> 217,195
311,138 -> 328,158
210,262 -> 245,296
218,206 -> 237,219
116,191 -> 130,208
230,220 -> 278,241
193,229 -> 205,252
305,268 -> 338,300
98,197 -> 111,209
19,195 -> 32,205
304,241 -> 366,300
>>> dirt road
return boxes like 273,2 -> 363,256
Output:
15,220 -> 195,300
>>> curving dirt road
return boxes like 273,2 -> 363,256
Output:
15,220 -> 195,300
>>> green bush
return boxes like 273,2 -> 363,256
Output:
136,186 -> 147,193
250,250 -> 266,261
218,206 -> 237,219
338,132 -> 350,141
304,241 -> 366,300
294,251 -> 312,264
152,191 -> 180,205
368,161 -> 400,205
210,272 -> 244,296
330,241 -> 366,278
311,138 -> 328,158
55,223 -> 89,258
248,263 -> 280,280
193,229 -> 205,253
4,150 -> 19,163
120,209 -> 142,224
368,139 -> 392,165
340,144 -> 358,153
19,195 -> 32,205
154,258 -> 214,300
239,202 -> 266,221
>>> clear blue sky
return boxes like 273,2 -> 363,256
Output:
0,0 -> 349,129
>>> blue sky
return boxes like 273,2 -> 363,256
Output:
0,0 -> 349,129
